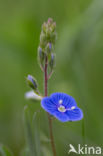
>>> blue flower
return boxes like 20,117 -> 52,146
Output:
41,93 -> 83,122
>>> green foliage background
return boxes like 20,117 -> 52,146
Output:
0,0 -> 103,155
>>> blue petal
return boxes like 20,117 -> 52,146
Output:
54,111 -> 70,122
64,96 -> 77,108
41,97 -> 57,115
41,93 -> 83,122
66,107 -> 83,121
50,93 -> 77,108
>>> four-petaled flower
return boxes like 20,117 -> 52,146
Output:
41,93 -> 83,122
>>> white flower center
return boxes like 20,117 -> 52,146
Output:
58,104 -> 76,113
58,105 -> 66,112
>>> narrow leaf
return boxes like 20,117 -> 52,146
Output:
32,112 -> 42,156
24,106 -> 36,156
0,145 -> 13,156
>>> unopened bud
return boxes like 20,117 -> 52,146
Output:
49,53 -> 56,70
27,75 -> 38,91
40,33 -> 46,46
46,43 -> 52,53
38,18 -> 57,69
38,47 -> 45,70
50,22 -> 56,32
25,91 -> 43,101
51,32 -> 57,43
42,22 -> 47,33
47,18 -> 53,26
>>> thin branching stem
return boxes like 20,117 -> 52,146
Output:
44,56 -> 56,156
47,70 -> 53,80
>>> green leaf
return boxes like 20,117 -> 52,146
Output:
24,106 -> 36,156
32,112 -> 42,156
24,107 -> 42,156
0,145 -> 13,156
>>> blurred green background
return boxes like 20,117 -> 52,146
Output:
0,0 -> 103,155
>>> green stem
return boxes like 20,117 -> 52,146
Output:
44,56 -> 56,156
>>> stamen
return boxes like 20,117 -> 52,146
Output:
59,99 -> 63,104
67,106 -> 76,111
71,106 -> 76,110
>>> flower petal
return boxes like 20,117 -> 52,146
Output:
25,91 -> 42,100
66,107 -> 83,121
41,97 -> 57,115
50,93 -> 77,108
41,93 -> 83,122
54,111 -> 70,122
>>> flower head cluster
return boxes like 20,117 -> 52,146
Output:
40,18 -> 56,49
38,18 -> 56,73
41,93 -> 83,122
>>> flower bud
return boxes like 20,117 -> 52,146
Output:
47,18 -> 53,25
42,22 -> 47,33
49,53 -> 56,70
25,91 -> 43,101
51,22 -> 56,32
46,43 -> 52,54
40,33 -> 47,47
27,75 -> 38,91
38,46 -> 46,70
39,18 -> 56,47
51,32 -> 57,43
38,46 -> 45,62
38,18 -> 57,69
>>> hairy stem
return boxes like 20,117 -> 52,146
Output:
44,56 -> 56,156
